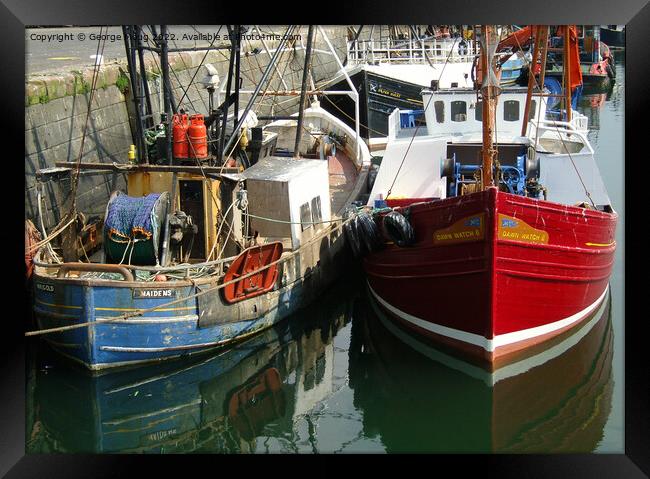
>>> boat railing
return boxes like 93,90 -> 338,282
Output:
347,38 -> 477,65
33,247 -> 238,280
528,118 -> 594,155
570,112 -> 589,133
387,108 -> 401,140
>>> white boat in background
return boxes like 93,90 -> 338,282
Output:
321,26 -> 528,152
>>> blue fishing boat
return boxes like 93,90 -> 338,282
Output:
27,281 -> 354,453
27,25 -> 370,370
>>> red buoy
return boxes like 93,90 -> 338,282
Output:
172,114 -> 190,159
188,114 -> 208,159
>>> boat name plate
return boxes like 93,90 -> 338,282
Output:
133,289 -> 177,299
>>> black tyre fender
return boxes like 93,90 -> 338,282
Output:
382,211 -> 415,247
357,212 -> 383,253
342,207 -> 364,258
345,217 -> 364,258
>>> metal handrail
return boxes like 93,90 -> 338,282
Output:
347,38 -> 477,65
528,119 -> 594,155
56,263 -> 134,281
34,249 -> 237,274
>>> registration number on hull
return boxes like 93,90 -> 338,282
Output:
35,283 -> 55,293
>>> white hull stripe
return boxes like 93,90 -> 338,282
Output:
367,282 -> 609,352
370,278 -> 610,387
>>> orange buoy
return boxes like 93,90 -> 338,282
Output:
172,114 -> 190,159
188,114 -> 208,159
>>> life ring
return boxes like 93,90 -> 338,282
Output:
356,212 -> 383,253
382,211 -> 415,247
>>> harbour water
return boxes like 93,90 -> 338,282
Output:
25,55 -> 625,454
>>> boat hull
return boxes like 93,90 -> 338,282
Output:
363,188 -> 617,369
599,28 -> 625,49
33,225 -> 349,371
545,68 -> 612,92
323,66 -> 523,148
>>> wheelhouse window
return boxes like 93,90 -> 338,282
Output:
451,101 -> 467,122
504,100 -> 520,122
311,196 -> 322,229
434,101 -> 445,123
300,202 -> 312,231
475,101 -> 483,122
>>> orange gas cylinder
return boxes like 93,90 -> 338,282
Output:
172,114 -> 190,159
188,114 -> 208,159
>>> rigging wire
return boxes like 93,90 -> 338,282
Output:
512,26 -> 596,207
68,27 -> 108,219
385,36 -> 461,199
169,25 -> 224,110
32,27 -> 108,253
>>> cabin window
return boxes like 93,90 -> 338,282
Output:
528,100 -> 537,120
300,202 -> 313,231
434,101 -> 445,123
504,100 -> 520,122
451,101 -> 467,122
311,196 -> 322,228
475,100 -> 483,121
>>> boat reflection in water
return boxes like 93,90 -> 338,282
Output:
26,280 -> 356,453
26,275 -> 614,453
349,287 -> 614,453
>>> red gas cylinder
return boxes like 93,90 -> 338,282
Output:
172,114 -> 190,159
188,114 -> 208,159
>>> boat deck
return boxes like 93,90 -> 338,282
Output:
327,151 -> 359,214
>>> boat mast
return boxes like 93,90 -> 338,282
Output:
563,26 -> 572,122
479,25 -> 501,189
134,26 -> 154,133
221,25 -> 296,163
294,25 -> 315,158
122,25 -> 147,164
522,26 -> 539,136
520,25 -> 550,136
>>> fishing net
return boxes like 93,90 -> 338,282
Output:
104,191 -> 169,265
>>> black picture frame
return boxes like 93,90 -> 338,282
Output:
3,0 -> 648,475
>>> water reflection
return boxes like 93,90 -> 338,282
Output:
26,279 -> 356,453
26,274 -> 615,453
27,57 -> 625,450
348,288 -> 614,453
577,53 -> 625,141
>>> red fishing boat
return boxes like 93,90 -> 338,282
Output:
354,25 -> 617,369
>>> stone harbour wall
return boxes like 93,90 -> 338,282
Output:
24,26 -> 349,229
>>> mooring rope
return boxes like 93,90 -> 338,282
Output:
25,215 -> 352,337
